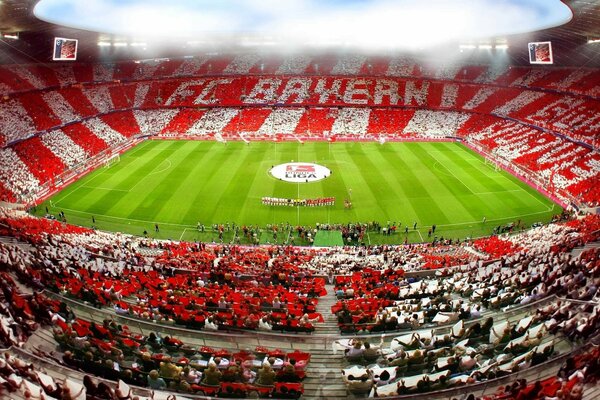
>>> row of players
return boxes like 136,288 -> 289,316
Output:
261,197 -> 335,207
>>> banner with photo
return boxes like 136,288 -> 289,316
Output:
53,37 -> 78,61
528,41 -> 553,64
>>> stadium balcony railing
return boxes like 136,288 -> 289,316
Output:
2,341 -> 577,400
43,290 -> 565,350
12,298 -> 590,400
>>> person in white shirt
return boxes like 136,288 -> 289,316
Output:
258,317 -> 273,331
459,352 -> 478,371
470,305 -> 481,319
204,317 -> 219,331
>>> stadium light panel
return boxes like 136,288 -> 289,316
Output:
97,41 -> 111,46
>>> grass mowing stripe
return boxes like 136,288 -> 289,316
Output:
152,142 -> 229,224
445,145 -> 509,193
366,144 -> 424,221
346,143 -> 395,221
434,143 -> 504,194
37,140 -> 562,245
92,141 -> 183,217
199,143 -> 265,223
395,144 -> 462,224
155,142 -> 221,224
69,141 -> 172,213
216,144 -> 270,223
327,144 -> 357,223
178,142 -> 233,224
115,141 -> 181,191
420,144 -> 476,195
124,142 -> 200,221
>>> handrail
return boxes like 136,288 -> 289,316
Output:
43,289 -> 564,346
368,333 -> 599,400
6,329 -> 587,400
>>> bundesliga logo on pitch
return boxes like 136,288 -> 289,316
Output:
270,162 -> 331,183
285,165 -> 317,179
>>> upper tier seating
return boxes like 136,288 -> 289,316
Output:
0,72 -> 598,146
0,56 -> 597,98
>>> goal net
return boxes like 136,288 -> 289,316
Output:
104,154 -> 120,168
484,157 -> 501,172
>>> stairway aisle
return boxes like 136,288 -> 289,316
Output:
316,283 -> 343,335
302,283 -> 348,399
571,241 -> 600,259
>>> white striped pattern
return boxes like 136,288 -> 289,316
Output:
41,130 -> 88,168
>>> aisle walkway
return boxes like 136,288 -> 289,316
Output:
302,284 -> 348,399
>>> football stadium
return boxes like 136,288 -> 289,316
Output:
0,0 -> 599,399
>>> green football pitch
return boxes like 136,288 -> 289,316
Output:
34,140 -> 560,245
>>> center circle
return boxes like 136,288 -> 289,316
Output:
269,162 -> 331,183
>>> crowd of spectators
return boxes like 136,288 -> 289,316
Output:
0,205 -> 598,399
403,110 -> 470,137
49,315 -> 308,398
0,209 -> 327,333
0,148 -> 41,203
0,349 -> 92,400
341,312 -> 555,396
0,273 -> 53,348
12,137 -> 66,185
461,114 -> 599,207
40,130 -> 88,170
1,56 -> 597,99
0,63 -> 598,205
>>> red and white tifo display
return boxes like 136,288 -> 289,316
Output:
269,162 -> 331,183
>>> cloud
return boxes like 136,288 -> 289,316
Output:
34,0 -> 572,48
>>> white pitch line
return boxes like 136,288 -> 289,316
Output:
432,209 -> 554,229
519,187 -> 555,211
148,159 -> 172,176
129,158 -> 172,192
52,183 -> 85,207
81,186 -> 130,193
179,228 -> 188,241
51,206 -> 197,228
429,153 -> 477,194
472,189 -> 523,195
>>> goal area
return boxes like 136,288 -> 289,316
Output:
484,157 -> 501,172
103,154 -> 120,168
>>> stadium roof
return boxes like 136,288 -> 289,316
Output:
0,0 -> 599,66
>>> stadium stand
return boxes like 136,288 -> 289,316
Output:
0,53 -> 598,400
0,209 -> 598,399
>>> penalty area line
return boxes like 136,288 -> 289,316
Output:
179,228 -> 188,241
429,152 -> 477,195
50,206 -> 197,228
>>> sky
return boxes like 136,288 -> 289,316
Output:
34,0 -> 572,49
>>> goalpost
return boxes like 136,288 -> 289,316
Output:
103,154 -> 120,168
484,157 -> 501,172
